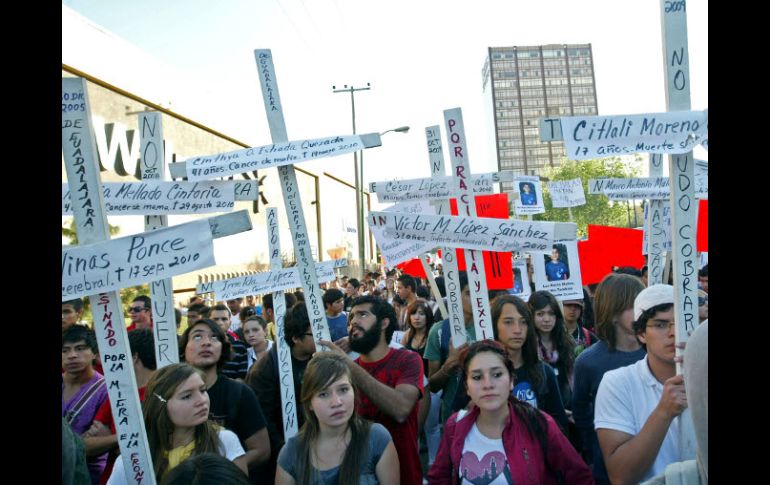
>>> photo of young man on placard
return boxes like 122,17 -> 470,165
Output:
544,243 -> 570,281
508,260 -> 531,299
519,181 -> 538,206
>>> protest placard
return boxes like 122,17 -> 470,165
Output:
589,176 -> 707,200
368,171 -> 514,203
514,175 -> 545,216
533,240 -> 584,300
508,259 -> 532,300
255,49 -> 334,344
368,200 -> 436,267
373,211 -> 576,253
181,134 -> 380,181
61,180 -> 256,215
547,178 -> 586,208
196,259 -> 346,300
425,125 -> 465,345
265,207 -> 298,439
62,219 -> 215,301
560,109 -> 708,160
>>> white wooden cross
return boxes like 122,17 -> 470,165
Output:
62,77 -> 253,485
538,0 -> 703,459
265,206 -> 298,439
443,108 -> 497,341
195,259 -> 346,300
424,124 -> 471,346
253,49 -> 382,346
63,112 -> 260,368
140,112 -> 178,370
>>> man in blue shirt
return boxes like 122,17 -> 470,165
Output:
545,246 -> 570,281
323,288 -> 348,341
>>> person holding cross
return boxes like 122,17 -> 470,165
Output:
594,284 -> 695,484
424,271 -> 474,425
319,295 -> 425,484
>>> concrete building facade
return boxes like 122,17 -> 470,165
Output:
482,44 -> 598,190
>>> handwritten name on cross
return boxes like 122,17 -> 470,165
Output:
266,207 -> 298,439
62,76 -> 155,485
254,49 -> 383,345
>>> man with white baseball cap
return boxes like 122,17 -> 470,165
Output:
593,284 -> 696,484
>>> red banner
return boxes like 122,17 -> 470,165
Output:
578,225 -> 645,285
697,199 -> 708,252
450,194 -> 513,290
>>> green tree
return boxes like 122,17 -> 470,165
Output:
534,157 -> 642,237
61,220 -> 148,325
61,218 -> 121,246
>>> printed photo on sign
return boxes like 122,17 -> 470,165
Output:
533,240 -> 583,300
514,176 -> 545,216
544,243 -> 570,282
519,182 -> 538,206
508,259 -> 531,299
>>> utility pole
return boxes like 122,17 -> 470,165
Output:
333,83 -> 371,275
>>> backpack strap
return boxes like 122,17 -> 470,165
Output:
64,377 -> 105,425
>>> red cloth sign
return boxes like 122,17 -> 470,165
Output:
697,199 -> 708,252
578,225 -> 645,285
449,194 -> 513,290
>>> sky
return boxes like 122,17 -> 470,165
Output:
62,0 -> 708,191
62,1 -> 707,268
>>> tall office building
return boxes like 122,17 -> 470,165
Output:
482,44 -> 598,190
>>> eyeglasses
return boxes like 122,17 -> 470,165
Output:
128,307 -> 148,313
303,332 -> 314,338
647,320 -> 676,332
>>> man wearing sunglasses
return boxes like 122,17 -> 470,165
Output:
126,295 -> 152,331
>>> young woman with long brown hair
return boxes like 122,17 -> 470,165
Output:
275,353 -> 400,484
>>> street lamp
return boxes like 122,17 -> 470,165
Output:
332,85 -> 411,274
360,126 -> 409,270
332,84 -> 370,276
